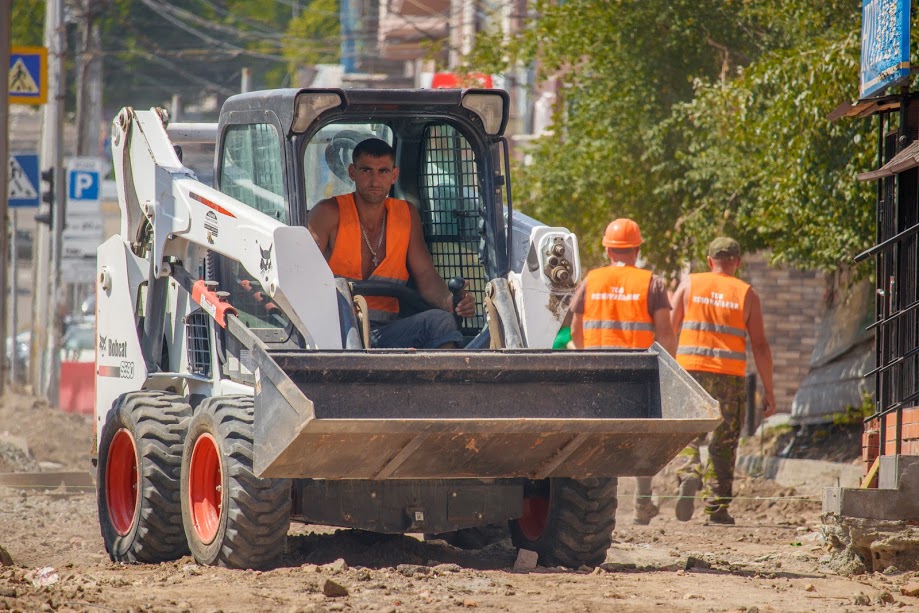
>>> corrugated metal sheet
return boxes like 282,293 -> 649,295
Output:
791,280 -> 875,424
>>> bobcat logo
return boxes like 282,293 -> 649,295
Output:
259,242 -> 272,275
98,334 -> 107,356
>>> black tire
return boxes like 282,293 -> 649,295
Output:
509,477 -> 618,568
180,396 -> 291,569
97,390 -> 191,563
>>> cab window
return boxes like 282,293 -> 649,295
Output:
221,123 -> 287,222
219,123 -> 289,331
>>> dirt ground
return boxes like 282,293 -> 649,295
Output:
2,391 -> 918,612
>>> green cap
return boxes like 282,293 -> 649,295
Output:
708,237 -> 741,259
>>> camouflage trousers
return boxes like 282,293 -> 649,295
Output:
674,371 -> 746,515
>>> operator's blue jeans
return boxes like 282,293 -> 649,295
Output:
371,309 -> 463,349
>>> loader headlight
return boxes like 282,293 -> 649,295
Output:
292,92 -> 343,133
461,92 -> 507,135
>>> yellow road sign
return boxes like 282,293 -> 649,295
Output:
9,46 -> 48,105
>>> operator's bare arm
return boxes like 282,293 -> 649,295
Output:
744,288 -> 776,416
306,198 -> 340,260
652,308 -> 677,356
571,311 -> 585,349
405,204 -> 475,317
670,278 -> 689,336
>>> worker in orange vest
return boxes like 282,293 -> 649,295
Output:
308,138 -> 475,347
571,218 -> 677,525
671,237 -> 775,525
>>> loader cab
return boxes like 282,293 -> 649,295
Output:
213,88 -> 511,361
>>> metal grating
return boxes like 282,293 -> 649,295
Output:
864,104 -> 919,454
418,124 -> 487,337
185,309 -> 211,377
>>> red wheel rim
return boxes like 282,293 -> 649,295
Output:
518,496 -> 550,541
106,429 -> 138,535
189,433 -> 222,544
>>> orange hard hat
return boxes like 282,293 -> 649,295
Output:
602,218 -> 643,248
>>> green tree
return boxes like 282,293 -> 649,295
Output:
12,0 -> 44,45
471,0 -> 877,274
283,0 -> 340,68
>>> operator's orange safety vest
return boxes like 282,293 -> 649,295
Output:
328,193 -> 411,323
581,265 -> 655,349
677,272 -> 749,376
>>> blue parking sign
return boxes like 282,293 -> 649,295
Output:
68,168 -> 100,201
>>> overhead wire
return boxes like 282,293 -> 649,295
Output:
102,0 -> 523,99
196,0 -> 294,38
127,48 -> 238,96
155,0 -> 286,41
137,0 -> 290,63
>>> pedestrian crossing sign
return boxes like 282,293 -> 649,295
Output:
9,46 -> 47,105
8,153 -> 41,208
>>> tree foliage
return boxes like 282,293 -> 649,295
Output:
11,0 -> 45,45
471,0 -> 877,273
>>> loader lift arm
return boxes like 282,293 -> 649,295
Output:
109,107 -> 342,351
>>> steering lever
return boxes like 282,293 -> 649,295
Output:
448,277 -> 466,324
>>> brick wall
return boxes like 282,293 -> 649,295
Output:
861,407 -> 919,481
737,253 -> 825,414
882,408 -> 919,456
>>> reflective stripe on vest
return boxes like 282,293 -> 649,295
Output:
328,193 -> 412,322
582,265 -> 654,349
677,271 -> 749,376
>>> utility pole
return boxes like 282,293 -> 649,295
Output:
32,0 -> 58,391
0,0 -> 12,396
9,210 -> 17,385
449,0 -> 462,68
170,95 -> 182,122
76,0 -> 103,157
38,0 -> 66,406
461,0 -> 475,57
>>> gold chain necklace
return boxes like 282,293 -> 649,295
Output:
360,212 -> 386,267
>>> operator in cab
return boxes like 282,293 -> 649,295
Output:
307,138 -> 475,348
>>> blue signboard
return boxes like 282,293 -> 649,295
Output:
8,46 -> 47,105
7,153 -> 41,208
68,168 -> 100,202
860,0 -> 911,99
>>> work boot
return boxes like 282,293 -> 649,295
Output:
675,477 -> 701,522
704,507 -> 735,525
632,501 -> 659,525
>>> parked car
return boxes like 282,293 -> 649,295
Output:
61,321 -> 95,363
5,330 -> 31,383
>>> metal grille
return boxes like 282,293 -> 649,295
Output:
861,105 -> 919,454
185,309 -> 211,377
418,124 -> 487,337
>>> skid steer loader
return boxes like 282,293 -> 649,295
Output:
93,88 -> 720,570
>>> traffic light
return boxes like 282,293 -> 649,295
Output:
35,168 -> 54,226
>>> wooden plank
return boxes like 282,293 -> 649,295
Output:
860,457 -> 881,489
0,471 -> 94,491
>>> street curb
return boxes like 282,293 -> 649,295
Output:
736,455 -> 862,495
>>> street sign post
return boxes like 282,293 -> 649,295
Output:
8,46 -> 48,105
64,157 -> 105,283
860,0 -> 911,99
8,153 -> 41,208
